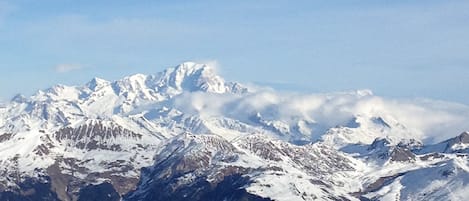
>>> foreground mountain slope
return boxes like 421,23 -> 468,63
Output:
124,133 -> 362,201
1,62 -> 469,200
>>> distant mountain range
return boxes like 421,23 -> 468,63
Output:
1,62 -> 469,201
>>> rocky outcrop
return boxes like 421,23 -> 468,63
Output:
0,133 -> 12,143
367,138 -> 417,163
0,177 -> 59,201
123,134 -> 266,201
54,121 -> 142,151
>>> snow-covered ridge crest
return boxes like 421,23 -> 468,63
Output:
16,61 -> 245,103
0,62 -> 247,133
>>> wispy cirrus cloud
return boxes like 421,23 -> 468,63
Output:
55,63 -> 84,73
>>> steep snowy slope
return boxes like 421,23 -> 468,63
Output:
362,156 -> 469,201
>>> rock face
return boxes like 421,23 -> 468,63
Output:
77,182 -> 120,201
0,177 -> 60,201
126,173 -> 272,201
365,138 -> 417,163
124,134 -> 266,201
124,134 -> 358,201
442,132 -> 469,153
417,132 -> 469,154
54,121 -> 142,151
1,62 -> 469,201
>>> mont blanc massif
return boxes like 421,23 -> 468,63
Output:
1,62 -> 469,201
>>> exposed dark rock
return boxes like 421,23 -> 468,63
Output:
34,135 -> 56,156
238,135 -> 355,176
441,169 -> 454,177
54,121 -> 142,151
368,138 -> 391,151
77,182 -> 120,201
367,138 -> 417,162
451,132 -> 469,144
0,177 -> 60,201
371,117 -> 390,128
310,179 -> 332,188
328,195 -> 351,201
124,174 -> 272,201
34,144 -> 51,156
239,139 -> 285,161
397,139 -> 423,151
389,147 -> 416,162
416,132 -> 469,154
85,173 -> 139,196
198,174 -> 273,201
353,172 -> 406,199
0,133 -> 13,143
419,153 -> 445,161
123,134 -> 273,201
443,132 -> 469,152
46,162 -> 75,201
43,159 -> 140,201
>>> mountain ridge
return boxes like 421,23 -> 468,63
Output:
1,61 -> 469,200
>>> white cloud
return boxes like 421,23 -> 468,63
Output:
170,88 -> 469,144
55,63 -> 83,73
199,59 -> 219,70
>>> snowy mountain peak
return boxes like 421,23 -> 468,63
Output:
458,131 -> 469,141
114,74 -> 152,95
120,74 -> 149,85
86,77 -> 110,91
445,131 -> 469,151
174,61 -> 212,73
11,94 -> 27,103
158,62 -> 232,93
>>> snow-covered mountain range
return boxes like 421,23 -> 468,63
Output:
1,61 -> 469,201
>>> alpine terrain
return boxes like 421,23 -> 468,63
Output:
1,62 -> 469,201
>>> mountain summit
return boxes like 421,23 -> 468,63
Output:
158,62 -> 227,93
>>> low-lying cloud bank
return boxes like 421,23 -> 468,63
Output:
171,88 -> 469,144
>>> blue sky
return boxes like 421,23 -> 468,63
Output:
0,0 -> 468,103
